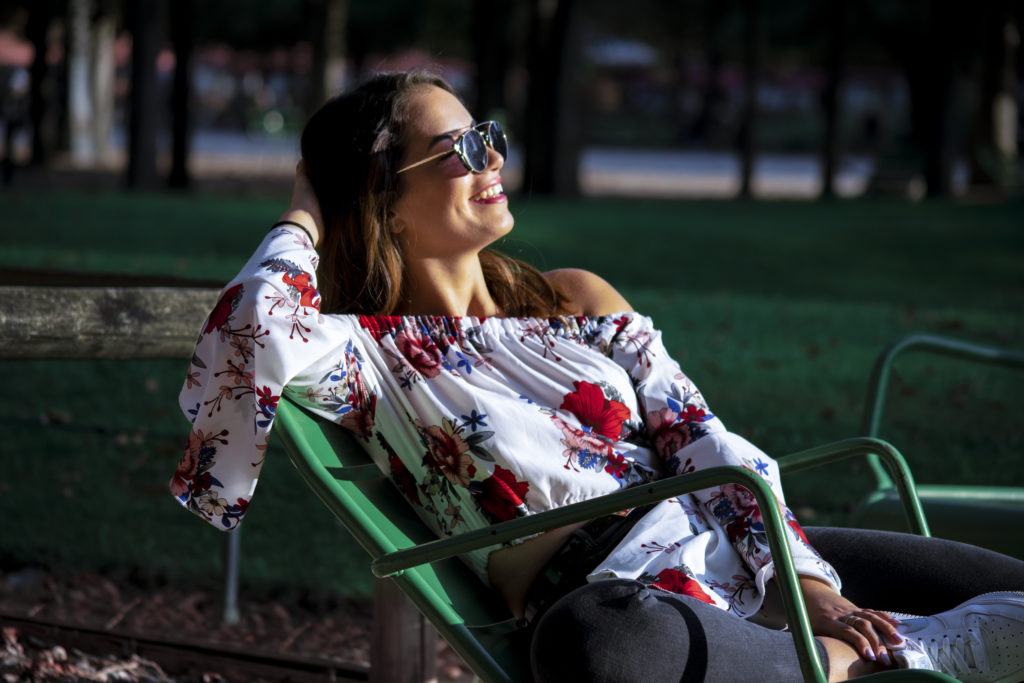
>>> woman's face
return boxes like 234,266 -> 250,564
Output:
390,86 -> 513,260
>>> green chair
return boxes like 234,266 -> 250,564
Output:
853,333 -> 1024,560
275,397 -> 957,682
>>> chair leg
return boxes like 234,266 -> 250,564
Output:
371,578 -> 439,683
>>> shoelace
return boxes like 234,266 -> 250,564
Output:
917,630 -> 986,677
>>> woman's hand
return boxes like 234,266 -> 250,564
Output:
799,576 -> 904,666
278,161 -> 323,246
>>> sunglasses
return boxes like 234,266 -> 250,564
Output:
397,120 -> 508,175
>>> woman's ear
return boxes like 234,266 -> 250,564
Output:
389,211 -> 406,235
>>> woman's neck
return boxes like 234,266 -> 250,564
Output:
397,254 -> 501,317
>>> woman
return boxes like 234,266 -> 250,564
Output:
171,71 -> 1024,682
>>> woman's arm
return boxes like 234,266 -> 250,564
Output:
170,164 -> 345,530
277,162 -> 323,247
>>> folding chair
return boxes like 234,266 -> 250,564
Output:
854,333 -> 1024,560
275,397 -> 958,682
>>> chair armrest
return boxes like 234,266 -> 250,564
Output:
373,464 -> 829,683
860,333 -> 1024,488
777,436 -> 930,536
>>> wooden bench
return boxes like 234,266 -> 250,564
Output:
0,284 -> 438,683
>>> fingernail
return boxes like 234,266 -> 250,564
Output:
864,649 -> 877,662
879,650 -> 892,666
889,632 -> 905,646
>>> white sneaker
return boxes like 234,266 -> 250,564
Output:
891,591 -> 1024,683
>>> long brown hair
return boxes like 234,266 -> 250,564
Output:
300,70 -> 569,316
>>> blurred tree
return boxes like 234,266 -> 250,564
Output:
27,0 -> 62,166
472,0 -> 512,120
737,0 -> 761,199
522,0 -> 581,196
66,0 -> 117,167
307,0 -> 348,112
867,3 -> 964,198
967,0 -> 1019,193
819,0 -> 846,199
125,0 -> 164,189
91,0 -> 117,166
67,0 -> 91,164
169,0 -> 193,188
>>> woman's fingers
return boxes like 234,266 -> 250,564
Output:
833,610 -> 904,665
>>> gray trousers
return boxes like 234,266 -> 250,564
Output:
530,527 -> 1024,683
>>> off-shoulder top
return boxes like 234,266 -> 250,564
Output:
170,225 -> 840,618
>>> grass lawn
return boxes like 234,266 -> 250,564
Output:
1,188 -> 1021,602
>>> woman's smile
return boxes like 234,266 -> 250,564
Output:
470,180 -> 506,203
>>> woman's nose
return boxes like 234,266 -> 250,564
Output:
486,145 -> 504,172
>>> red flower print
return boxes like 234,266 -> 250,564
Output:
170,436 -> 199,497
722,483 -> 760,523
281,271 -> 321,309
727,516 -> 752,542
646,407 -> 692,459
420,420 -> 476,487
203,284 -> 243,334
396,329 -> 445,378
650,569 -> 716,604
680,404 -> 707,422
788,518 -> 809,544
389,452 -> 421,505
605,453 -> 628,478
341,393 -> 376,438
477,465 -> 530,522
256,385 -> 279,410
560,381 -> 631,439
357,315 -> 400,343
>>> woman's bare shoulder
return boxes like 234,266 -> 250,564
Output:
545,268 -> 632,316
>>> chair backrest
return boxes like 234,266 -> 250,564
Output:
275,397 -> 530,683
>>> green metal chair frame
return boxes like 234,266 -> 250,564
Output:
855,333 -> 1024,558
276,397 -> 957,683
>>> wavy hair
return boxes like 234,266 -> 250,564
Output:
300,70 -> 569,316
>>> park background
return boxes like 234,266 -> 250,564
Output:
0,0 -> 1022,679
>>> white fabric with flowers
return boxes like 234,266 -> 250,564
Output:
172,225 -> 841,618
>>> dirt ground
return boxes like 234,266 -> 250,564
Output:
0,567 -> 472,682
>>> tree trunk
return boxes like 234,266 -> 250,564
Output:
308,0 -> 348,114
738,0 -> 761,199
820,0 -> 846,199
968,0 -> 1018,191
91,0 -> 118,167
28,2 -> 60,166
472,0 -> 511,120
126,0 -> 165,189
688,1 -> 725,145
522,0 -> 580,196
169,0 -> 193,188
68,0 -> 94,166
905,6 -> 958,198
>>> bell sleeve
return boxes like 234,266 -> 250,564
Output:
591,313 -> 842,594
170,225 -> 347,530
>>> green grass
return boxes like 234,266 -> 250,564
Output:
1,189 -> 1021,601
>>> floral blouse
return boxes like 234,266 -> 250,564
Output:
171,225 -> 841,618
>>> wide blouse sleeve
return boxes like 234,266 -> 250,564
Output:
170,225 -> 347,530
592,313 -> 842,594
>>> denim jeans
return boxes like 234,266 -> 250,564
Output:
530,527 -> 1024,683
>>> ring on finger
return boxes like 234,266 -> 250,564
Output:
838,615 -> 860,627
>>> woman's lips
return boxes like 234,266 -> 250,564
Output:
470,181 -> 506,203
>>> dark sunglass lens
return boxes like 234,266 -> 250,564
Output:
461,130 -> 488,172
488,122 -> 508,159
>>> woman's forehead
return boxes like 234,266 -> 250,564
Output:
406,87 -> 473,142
